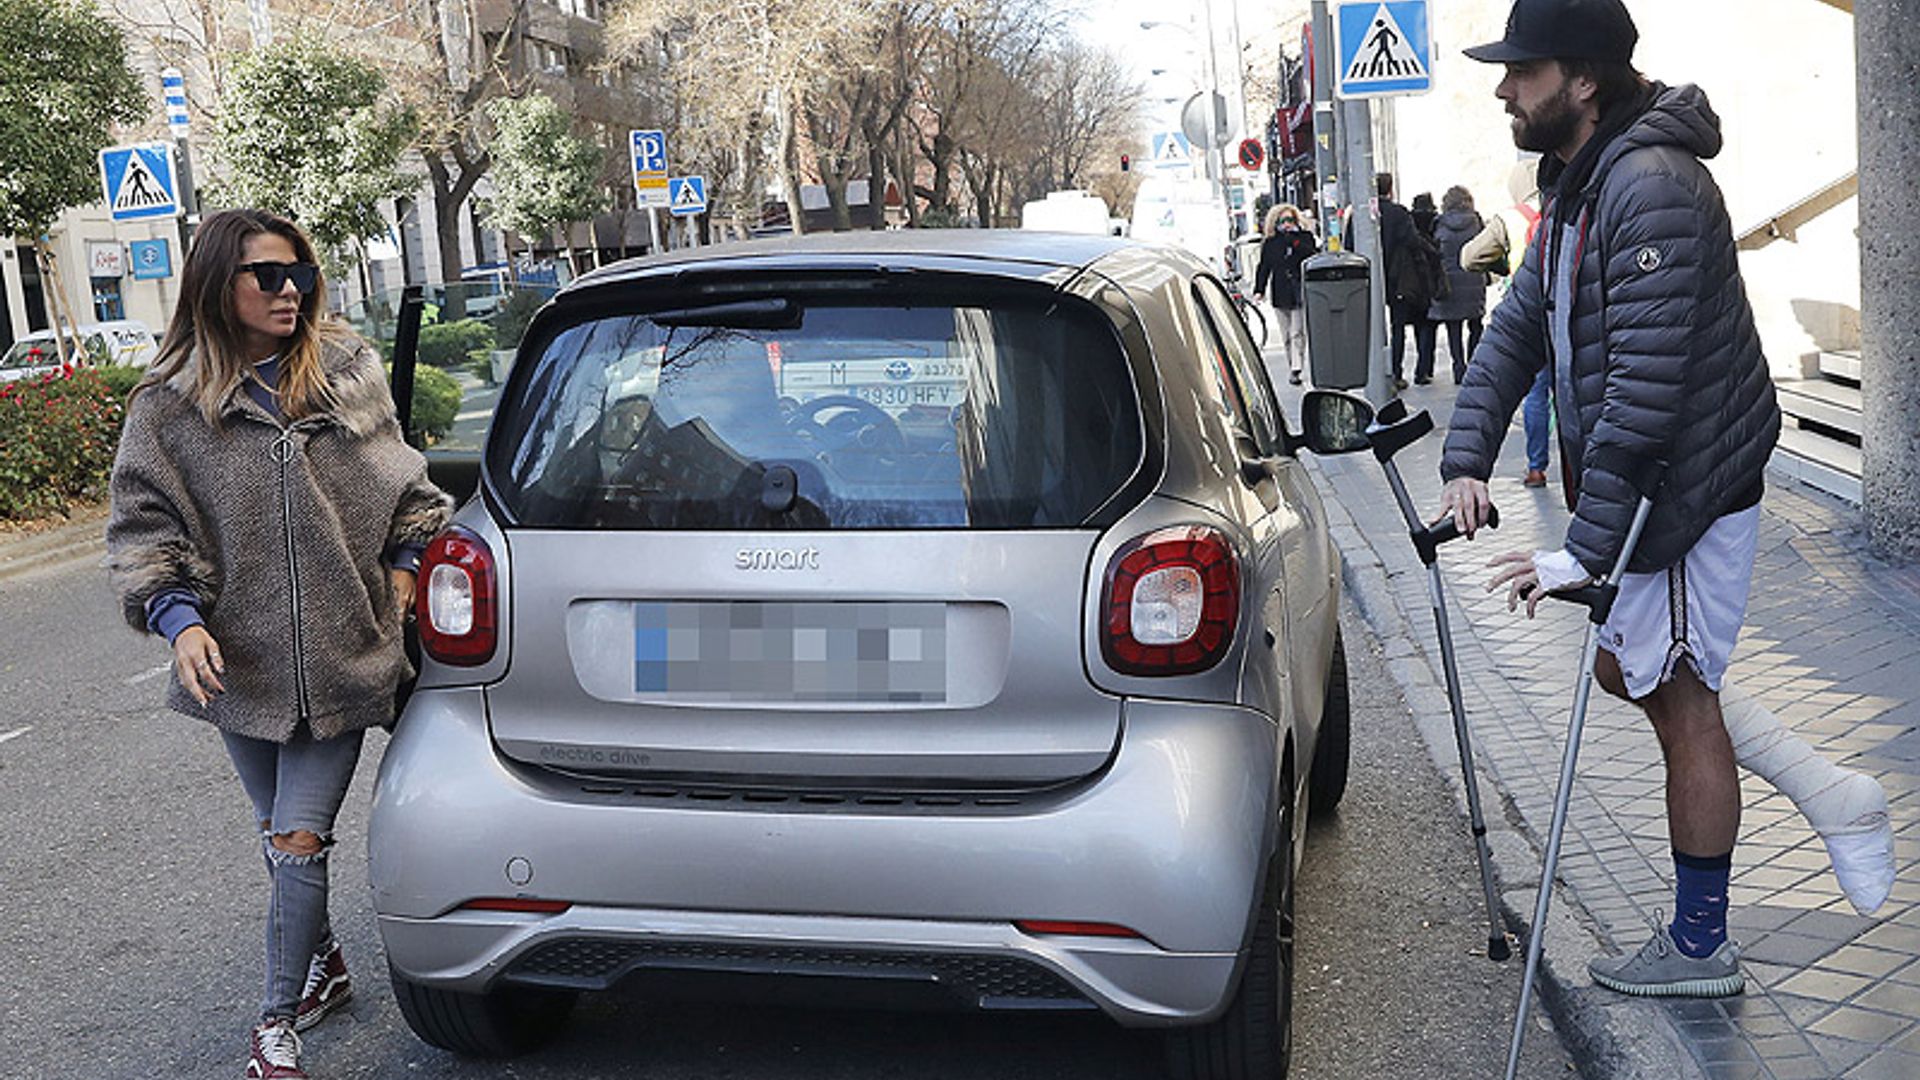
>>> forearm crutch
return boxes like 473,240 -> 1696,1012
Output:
1503,493 -> 1658,1080
1365,401 -> 1511,963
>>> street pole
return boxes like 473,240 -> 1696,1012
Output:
1309,1 -> 1338,228
1198,0 -> 1224,188
1857,0 -> 1920,561
161,68 -> 198,255
1339,95 -> 1390,405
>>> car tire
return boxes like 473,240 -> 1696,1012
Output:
389,966 -> 576,1058
1308,628 -> 1351,816
1163,792 -> 1296,1080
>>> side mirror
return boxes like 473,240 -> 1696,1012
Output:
1298,390 -> 1375,455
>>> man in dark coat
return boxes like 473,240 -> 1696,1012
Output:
1345,173 -> 1421,389
1439,0 -> 1893,998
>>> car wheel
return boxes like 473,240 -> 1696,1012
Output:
1308,628 -> 1351,816
389,966 -> 576,1058
1164,791 -> 1296,1080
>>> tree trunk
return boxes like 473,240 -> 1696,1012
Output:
777,86 -> 807,235
33,241 -> 75,365
928,131 -> 955,215
868,139 -> 889,229
423,144 -> 489,316
897,134 -> 919,227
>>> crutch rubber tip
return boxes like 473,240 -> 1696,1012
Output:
1488,935 -> 1512,962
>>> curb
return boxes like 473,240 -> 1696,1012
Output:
0,505 -> 109,584
1319,459 -> 1704,1080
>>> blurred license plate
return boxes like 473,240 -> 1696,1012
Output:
633,601 -> 947,703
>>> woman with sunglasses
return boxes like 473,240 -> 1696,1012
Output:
106,209 -> 450,1079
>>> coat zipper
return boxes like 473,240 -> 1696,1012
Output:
272,428 -> 312,722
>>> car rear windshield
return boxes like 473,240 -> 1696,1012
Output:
489,291 -> 1144,529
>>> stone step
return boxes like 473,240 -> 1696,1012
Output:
1772,426 -> 1862,505
1776,377 -> 1863,437
1819,349 -> 1861,382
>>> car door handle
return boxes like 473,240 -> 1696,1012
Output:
1264,628 -> 1277,648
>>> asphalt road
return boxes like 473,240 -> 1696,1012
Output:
0,550 -> 1573,1079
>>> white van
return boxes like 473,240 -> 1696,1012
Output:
0,320 -> 158,383
1128,177 -> 1230,277
1019,190 -> 1116,236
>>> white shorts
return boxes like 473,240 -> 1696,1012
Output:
1598,505 -> 1761,701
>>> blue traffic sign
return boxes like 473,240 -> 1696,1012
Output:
1150,131 -> 1193,170
99,143 -> 180,222
668,175 -> 707,217
1334,1 -> 1433,99
129,238 -> 172,281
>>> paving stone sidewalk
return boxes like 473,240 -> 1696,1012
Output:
1285,378 -> 1920,1080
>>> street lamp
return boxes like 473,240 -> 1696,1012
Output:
1141,14 -> 1226,188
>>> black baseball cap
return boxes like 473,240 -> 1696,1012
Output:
1463,0 -> 1638,64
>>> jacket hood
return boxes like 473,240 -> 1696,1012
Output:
1607,83 -> 1722,165
1436,208 -> 1482,233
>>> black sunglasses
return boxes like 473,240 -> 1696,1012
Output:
236,261 -> 320,295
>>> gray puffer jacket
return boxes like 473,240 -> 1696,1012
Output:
1441,84 -> 1780,577
107,334 -> 452,741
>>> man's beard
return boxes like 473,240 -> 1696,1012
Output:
1511,84 -> 1582,154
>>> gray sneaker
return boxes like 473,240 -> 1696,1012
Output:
1588,916 -> 1744,998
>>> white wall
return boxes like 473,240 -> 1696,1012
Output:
1388,0 -> 1858,376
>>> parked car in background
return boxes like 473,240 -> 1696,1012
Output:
372,231 -> 1362,1080
0,320 -> 157,383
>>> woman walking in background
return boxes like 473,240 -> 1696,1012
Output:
1254,203 -> 1320,385
107,209 -> 450,1079
1429,185 -> 1491,384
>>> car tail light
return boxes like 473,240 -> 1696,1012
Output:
417,527 -> 498,666
1100,526 -> 1239,676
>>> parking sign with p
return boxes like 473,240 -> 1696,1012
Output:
631,129 -> 670,209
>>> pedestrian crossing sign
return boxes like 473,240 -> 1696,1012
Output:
668,175 -> 707,217
1334,0 -> 1433,99
1151,131 -> 1193,171
99,143 -> 181,222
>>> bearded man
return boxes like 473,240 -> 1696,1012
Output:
1437,0 -> 1895,998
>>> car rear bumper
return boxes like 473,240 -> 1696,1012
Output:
369,688 -> 1282,1025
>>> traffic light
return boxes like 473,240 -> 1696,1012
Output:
1120,153 -> 1131,172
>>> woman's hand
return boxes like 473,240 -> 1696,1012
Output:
390,567 -> 417,619
173,625 -> 226,705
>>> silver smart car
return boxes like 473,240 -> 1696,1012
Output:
372,231 -> 1357,1079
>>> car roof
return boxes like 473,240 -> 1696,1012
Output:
566,230 -> 1146,292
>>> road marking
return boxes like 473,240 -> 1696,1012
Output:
0,726 -> 31,745
127,662 -> 172,686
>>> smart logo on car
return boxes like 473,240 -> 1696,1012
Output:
735,546 -> 822,571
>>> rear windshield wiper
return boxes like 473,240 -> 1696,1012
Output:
648,298 -> 799,330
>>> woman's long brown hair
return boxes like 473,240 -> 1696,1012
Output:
138,208 -> 341,424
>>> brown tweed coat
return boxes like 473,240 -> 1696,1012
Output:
106,333 -> 452,741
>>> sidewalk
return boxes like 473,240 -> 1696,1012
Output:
0,502 -> 107,582
1287,377 -> 1920,1080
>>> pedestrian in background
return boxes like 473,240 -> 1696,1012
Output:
106,209 -> 451,1079
1463,160 -> 1552,486
1441,0 -> 1893,1000
1428,185 -> 1490,384
1254,202 -> 1319,385
1345,173 -> 1421,389
1407,192 -> 1449,385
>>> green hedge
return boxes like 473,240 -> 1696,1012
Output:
0,366 -> 130,520
418,318 -> 493,368
409,363 -> 460,444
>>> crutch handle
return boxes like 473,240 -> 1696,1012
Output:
1525,581 -> 1621,624
1412,505 -> 1499,565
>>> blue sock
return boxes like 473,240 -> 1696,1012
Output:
1670,849 -> 1732,958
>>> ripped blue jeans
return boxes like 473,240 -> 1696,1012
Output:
222,728 -> 365,1022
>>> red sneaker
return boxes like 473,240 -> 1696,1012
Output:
1523,469 -> 1548,488
246,1018 -> 306,1079
293,940 -> 351,1032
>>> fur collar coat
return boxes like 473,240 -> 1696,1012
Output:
106,333 -> 452,741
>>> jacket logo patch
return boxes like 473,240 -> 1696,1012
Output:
1636,246 -> 1662,273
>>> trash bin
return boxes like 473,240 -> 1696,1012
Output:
1302,252 -> 1373,390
